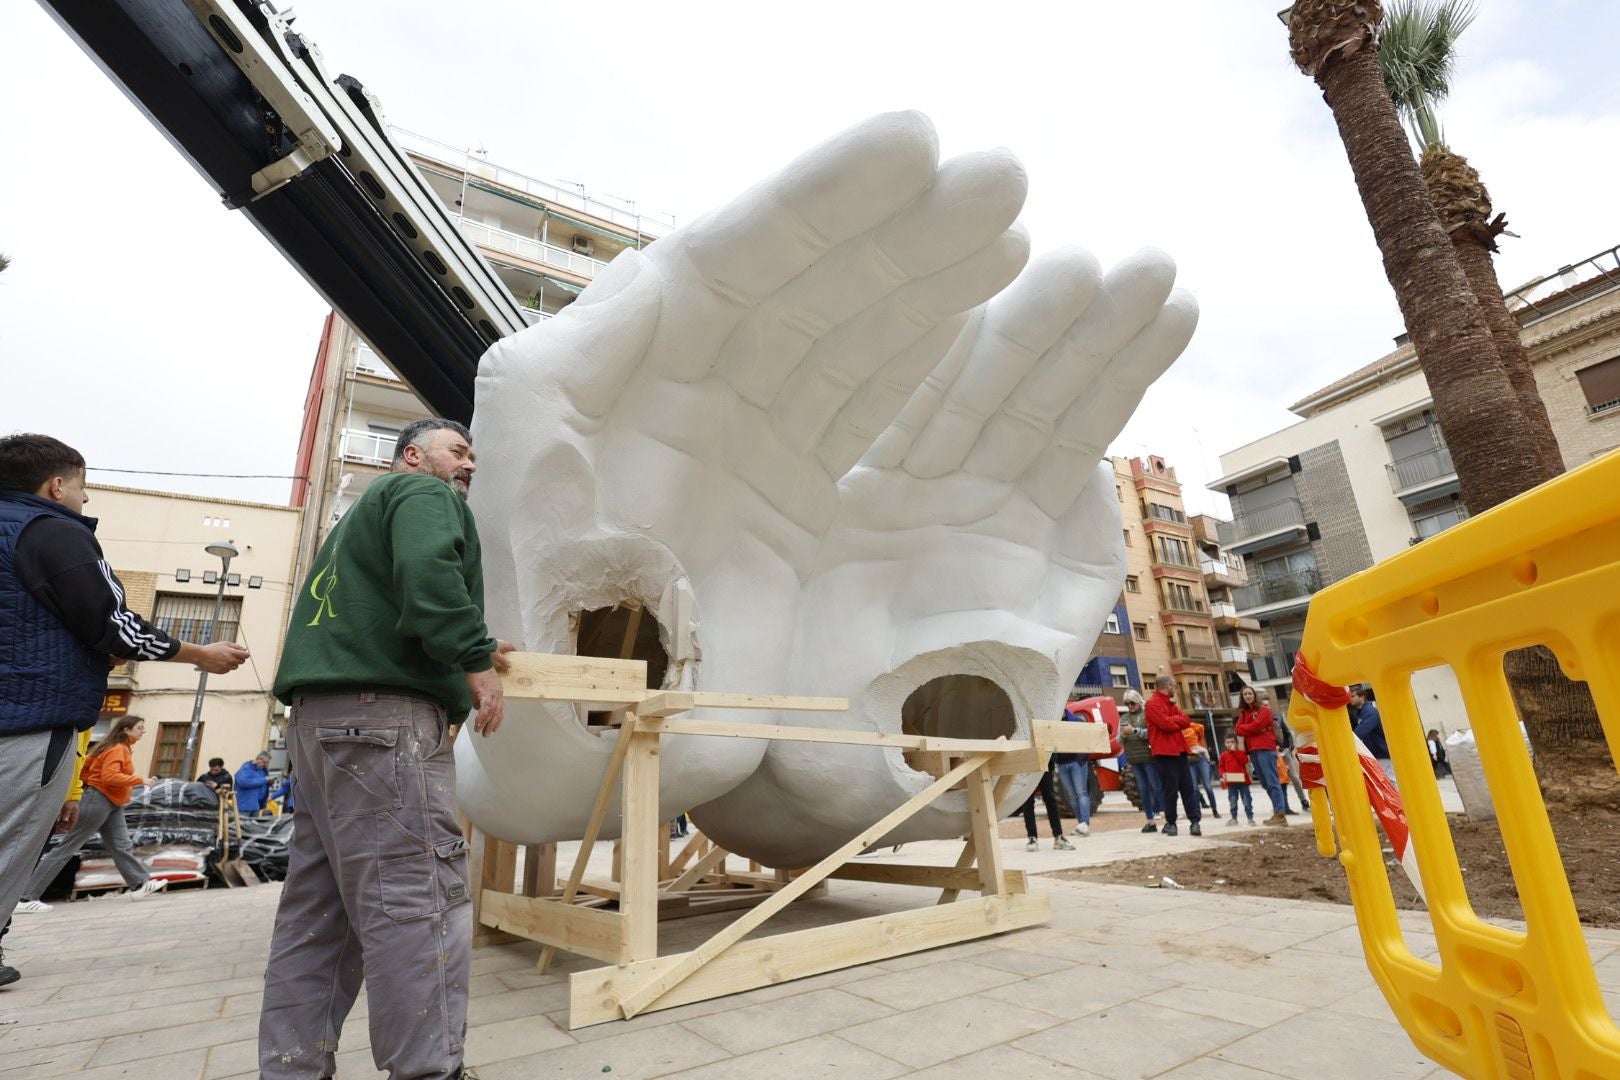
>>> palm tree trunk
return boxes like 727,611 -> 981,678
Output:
1291,7 -> 1611,808
1310,45 -> 1548,513
1447,234 -> 1564,475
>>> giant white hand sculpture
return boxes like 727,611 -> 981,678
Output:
695,249 -> 1199,867
458,112 -> 1033,841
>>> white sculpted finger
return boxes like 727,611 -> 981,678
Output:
1035,461 -> 1130,641
651,111 -> 939,311
964,247 -> 1177,481
477,249 -> 662,419
775,225 -> 1030,465
1022,287 -> 1199,517
719,149 -> 1028,410
859,311 -> 983,470
900,247 -> 1103,479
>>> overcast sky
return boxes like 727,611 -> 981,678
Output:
3,1 -> 1617,516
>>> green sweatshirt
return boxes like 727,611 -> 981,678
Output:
274,472 -> 496,715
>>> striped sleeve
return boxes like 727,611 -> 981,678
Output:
15,518 -> 180,661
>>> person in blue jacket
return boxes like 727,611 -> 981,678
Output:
1350,687 -> 1392,780
234,753 -> 272,815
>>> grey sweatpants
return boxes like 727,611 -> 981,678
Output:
0,728 -> 77,932
24,786 -> 149,899
259,693 -> 471,1080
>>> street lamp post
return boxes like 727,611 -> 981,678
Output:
179,540 -> 238,782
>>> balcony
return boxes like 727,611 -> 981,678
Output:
1385,445 -> 1460,503
1217,498 -> 1310,555
1160,596 -> 1207,618
1209,601 -> 1260,631
1200,555 -> 1248,588
354,344 -> 400,381
339,429 -> 396,467
1231,567 -> 1321,618
454,216 -> 611,281
1247,651 -> 1295,684
1220,646 -> 1249,666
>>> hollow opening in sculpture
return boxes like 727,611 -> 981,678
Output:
900,674 -> 1016,782
575,604 -> 668,727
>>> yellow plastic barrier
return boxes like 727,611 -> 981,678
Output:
1290,450 -> 1620,1080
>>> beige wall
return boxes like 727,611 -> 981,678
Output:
88,485 -> 300,779
1526,294 -> 1620,466
1116,460 -> 1170,686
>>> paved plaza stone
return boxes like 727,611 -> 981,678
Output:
4,828 -> 1616,1078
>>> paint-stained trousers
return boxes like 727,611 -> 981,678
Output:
259,693 -> 470,1080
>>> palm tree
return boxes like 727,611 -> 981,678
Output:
1379,0 -> 1563,474
1285,1 -> 1608,808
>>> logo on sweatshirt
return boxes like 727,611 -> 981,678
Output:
307,562 -> 339,626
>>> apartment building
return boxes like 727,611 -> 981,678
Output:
1114,455 -> 1224,717
290,130 -> 673,568
1206,243 -> 1620,727
1191,514 -> 1263,708
89,485 -> 301,778
1072,596 -> 1142,703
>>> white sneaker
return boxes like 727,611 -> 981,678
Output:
128,879 -> 169,900
1025,839 -> 1039,852
1246,819 -> 1259,827
1225,818 -> 1240,828
14,900 -> 51,914
1074,822 -> 1090,837
1054,836 -> 1075,851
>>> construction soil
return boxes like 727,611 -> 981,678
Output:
1052,809 -> 1620,930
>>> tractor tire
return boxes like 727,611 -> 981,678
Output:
1119,762 -> 1144,812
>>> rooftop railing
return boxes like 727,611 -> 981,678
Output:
394,127 -> 677,236
455,216 -> 611,279
1502,243 -> 1620,321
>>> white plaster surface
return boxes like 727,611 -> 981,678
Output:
458,111 -> 1197,862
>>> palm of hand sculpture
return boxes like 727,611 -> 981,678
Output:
697,249 -> 1198,866
458,112 -> 1032,840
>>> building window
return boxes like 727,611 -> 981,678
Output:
1123,528 -> 1131,547
1155,535 -> 1193,567
1165,582 -> 1200,612
1575,355 -> 1620,415
1104,613 -> 1121,635
152,592 -> 243,645
1411,504 -> 1469,542
1133,622 -> 1150,642
1125,575 -> 1140,593
1109,664 -> 1130,688
201,515 -> 231,528
150,721 -> 198,779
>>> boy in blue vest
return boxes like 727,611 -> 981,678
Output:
0,434 -> 248,988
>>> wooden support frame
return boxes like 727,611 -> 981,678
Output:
469,651 -> 1106,1028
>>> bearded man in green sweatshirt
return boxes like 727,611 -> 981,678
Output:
260,417 -> 513,1080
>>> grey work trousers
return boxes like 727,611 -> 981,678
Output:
259,693 -> 471,1080
24,786 -> 149,899
0,728 -> 77,932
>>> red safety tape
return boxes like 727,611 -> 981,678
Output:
1292,650 -> 1351,710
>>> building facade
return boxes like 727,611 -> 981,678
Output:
290,131 -> 672,570
90,485 -> 301,779
1114,455 -> 1224,719
1207,243 -> 1620,728
1191,513 -> 1263,709
1073,595 -> 1142,703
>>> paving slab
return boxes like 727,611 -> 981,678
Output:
3,803 -> 1595,1080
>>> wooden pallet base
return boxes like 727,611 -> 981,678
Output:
468,652 -> 1108,1029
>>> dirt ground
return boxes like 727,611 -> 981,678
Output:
1054,810 -> 1620,929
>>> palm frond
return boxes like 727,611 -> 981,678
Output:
1378,0 -> 1476,151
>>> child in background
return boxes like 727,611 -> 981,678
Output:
1219,735 -> 1256,827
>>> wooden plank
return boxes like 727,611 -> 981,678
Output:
615,753 -> 992,1019
941,775 -> 1016,904
1032,718 -> 1109,754
964,763 -> 1007,896
829,863 -> 1027,893
618,726 -> 661,964
984,748 -> 1048,776
666,832 -> 708,876
666,843 -> 730,894
523,843 -> 556,898
637,691 -> 697,717
570,891 -> 1051,1027
538,714 -> 637,974
617,606 -> 643,664
502,652 -> 648,697
642,718 -> 1022,752
483,891 -> 625,966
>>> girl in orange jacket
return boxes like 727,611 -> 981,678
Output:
17,715 -> 167,909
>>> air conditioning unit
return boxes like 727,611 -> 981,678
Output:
571,235 -> 595,257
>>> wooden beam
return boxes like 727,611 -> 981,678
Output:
522,843 -> 556,898
666,831 -> 708,876
502,652 -> 647,698
828,863 -> 1027,893
618,726 -> 661,964
641,718 -> 1019,752
1031,718 -> 1110,754
538,714 -> 637,974
615,752 -> 993,1019
482,891 -> 625,966
964,763 -> 1006,897
941,775 -> 1016,905
637,691 -> 697,717
569,891 -> 1051,1027
666,843 -> 730,894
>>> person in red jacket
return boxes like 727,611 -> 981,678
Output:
1144,675 -> 1202,836
1218,735 -> 1256,827
1234,685 -> 1288,826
